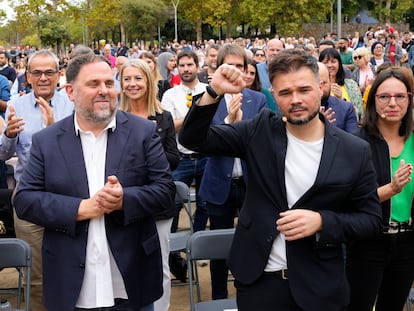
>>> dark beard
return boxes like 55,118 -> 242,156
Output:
339,46 -> 346,52
286,107 -> 319,125
321,95 -> 329,108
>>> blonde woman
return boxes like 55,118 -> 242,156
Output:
351,47 -> 375,95
120,59 -> 179,311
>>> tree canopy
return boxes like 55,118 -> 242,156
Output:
0,0 -> 413,49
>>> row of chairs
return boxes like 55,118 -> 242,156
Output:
1,181 -> 413,311
172,180 -> 237,311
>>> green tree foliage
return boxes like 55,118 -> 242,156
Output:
369,0 -> 412,23
122,0 -> 168,42
6,0 -> 71,48
38,14 -> 71,50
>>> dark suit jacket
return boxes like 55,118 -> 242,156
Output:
325,95 -> 358,133
179,103 -> 382,310
14,111 -> 176,311
199,89 -> 266,205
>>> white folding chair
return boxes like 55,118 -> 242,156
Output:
186,228 -> 237,311
0,238 -> 31,311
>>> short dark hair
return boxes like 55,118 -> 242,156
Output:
177,49 -> 199,68
269,49 -> 319,85
66,53 -> 109,83
363,67 -> 413,139
0,51 -> 9,59
318,40 -> 335,48
216,43 -> 247,71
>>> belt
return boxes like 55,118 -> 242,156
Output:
179,152 -> 202,160
231,176 -> 245,185
383,221 -> 413,234
265,269 -> 288,280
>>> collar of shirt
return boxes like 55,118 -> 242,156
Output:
74,113 -> 117,136
0,64 -> 9,71
30,91 -> 57,108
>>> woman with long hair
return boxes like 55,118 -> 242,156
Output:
139,51 -> 170,101
120,59 -> 179,311
243,59 -> 278,112
319,48 -> 364,121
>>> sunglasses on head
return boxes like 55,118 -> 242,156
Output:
353,55 -> 363,60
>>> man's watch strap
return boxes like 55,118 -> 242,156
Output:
206,84 -> 223,101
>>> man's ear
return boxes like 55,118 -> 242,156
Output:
65,83 -> 75,101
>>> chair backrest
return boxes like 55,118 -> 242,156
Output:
0,238 -> 31,269
186,228 -> 235,261
186,229 -> 236,311
0,238 -> 31,311
174,180 -> 193,232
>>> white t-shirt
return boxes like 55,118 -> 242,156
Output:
265,129 -> 323,271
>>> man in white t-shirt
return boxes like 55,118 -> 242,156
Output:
179,49 -> 382,310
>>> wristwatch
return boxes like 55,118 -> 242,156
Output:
206,84 -> 223,101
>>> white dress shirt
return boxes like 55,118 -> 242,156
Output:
74,114 -> 127,308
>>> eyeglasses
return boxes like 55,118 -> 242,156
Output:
255,54 -> 265,57
28,70 -> 58,78
186,92 -> 192,108
353,55 -> 363,61
375,92 -> 412,104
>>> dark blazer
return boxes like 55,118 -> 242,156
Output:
197,69 -> 209,84
149,110 -> 179,220
14,111 -> 176,311
179,104 -> 382,311
149,110 -> 179,171
325,95 -> 358,133
199,89 -> 266,204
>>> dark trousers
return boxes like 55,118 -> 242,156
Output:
235,273 -> 302,311
208,179 -> 245,300
347,231 -> 414,311
171,156 -> 207,233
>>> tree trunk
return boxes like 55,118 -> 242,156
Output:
385,0 -> 391,23
196,17 -> 202,43
120,21 -> 126,43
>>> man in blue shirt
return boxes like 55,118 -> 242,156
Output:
0,49 -> 73,311
0,74 -> 10,189
257,38 -> 284,90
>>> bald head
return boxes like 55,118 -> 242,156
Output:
265,39 -> 285,62
318,62 -> 330,100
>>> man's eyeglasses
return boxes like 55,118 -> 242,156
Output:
375,92 -> 412,104
255,53 -> 265,57
353,55 -> 363,61
28,70 -> 58,78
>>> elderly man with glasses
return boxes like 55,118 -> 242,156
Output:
0,49 -> 74,311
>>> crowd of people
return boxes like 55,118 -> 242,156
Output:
0,22 -> 413,311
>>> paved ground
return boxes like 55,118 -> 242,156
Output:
0,206 -> 236,310
0,262 -> 236,311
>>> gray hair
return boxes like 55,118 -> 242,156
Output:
27,49 -> 59,71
